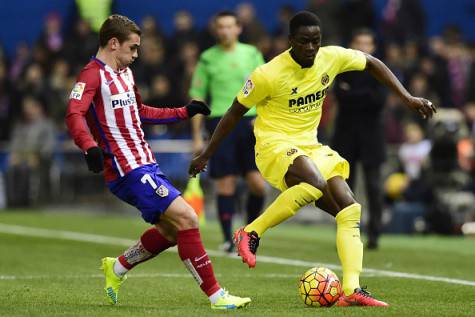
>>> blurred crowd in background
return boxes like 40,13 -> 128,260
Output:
0,0 -> 474,235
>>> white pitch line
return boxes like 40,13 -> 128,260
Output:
1,272 -> 349,281
0,223 -> 474,287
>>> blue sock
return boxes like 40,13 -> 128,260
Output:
217,195 -> 235,243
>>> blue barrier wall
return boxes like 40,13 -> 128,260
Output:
1,0 -> 474,58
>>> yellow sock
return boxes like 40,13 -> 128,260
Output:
335,203 -> 363,296
245,183 -> 322,236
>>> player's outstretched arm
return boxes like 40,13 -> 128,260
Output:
136,79 -> 210,124
364,54 -> 437,119
188,99 -> 249,177
139,100 -> 210,124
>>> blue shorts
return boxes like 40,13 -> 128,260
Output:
108,164 -> 181,224
205,116 -> 258,178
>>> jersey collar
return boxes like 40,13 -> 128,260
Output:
91,56 -> 127,74
91,56 -> 106,67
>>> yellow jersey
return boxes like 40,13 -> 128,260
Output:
236,46 -> 366,147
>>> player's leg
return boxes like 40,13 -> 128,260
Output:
326,177 -> 388,307
245,155 -> 325,235
236,155 -> 324,268
240,117 -> 266,224
244,170 -> 266,223
207,117 -> 239,252
215,175 -> 237,252
111,221 -> 177,278
100,223 -> 176,305
325,177 -> 362,295
362,164 -> 384,249
160,196 -> 251,309
102,165 -> 180,305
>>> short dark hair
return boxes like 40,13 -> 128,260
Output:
289,11 -> 321,36
214,10 -> 239,24
99,14 -> 141,47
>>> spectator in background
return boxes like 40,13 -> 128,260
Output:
169,10 -> 199,54
398,121 -> 432,180
30,43 -> 51,71
332,28 -> 387,249
9,42 -> 30,82
6,95 -> 56,206
0,59 -> 12,141
236,3 -> 267,45
339,0 -> 375,43
47,59 -> 74,127
145,74 -> 188,137
464,102 -> 475,137
401,40 -> 421,74
305,0 -> 341,44
62,18 -> 98,70
147,74 -> 181,107
385,121 -> 432,234
407,73 -> 440,118
176,41 -> 201,97
141,15 -> 166,43
417,55 -> 450,108
37,12 -> 64,63
273,5 -> 294,37
381,0 -> 426,44
197,17 -> 216,51
458,103 -> 475,194
132,37 -> 168,88
13,63 -> 50,118
383,42 -> 405,81
443,26 -> 472,108
427,36 -> 452,107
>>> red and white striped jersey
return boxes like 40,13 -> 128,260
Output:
66,57 -> 188,182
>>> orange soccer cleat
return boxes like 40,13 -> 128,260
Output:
336,287 -> 389,307
233,227 -> 260,268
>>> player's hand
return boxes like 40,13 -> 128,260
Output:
186,100 -> 211,117
406,96 -> 437,119
84,146 -> 104,173
188,153 -> 209,177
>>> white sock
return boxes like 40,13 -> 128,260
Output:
209,288 -> 225,304
113,258 -> 129,277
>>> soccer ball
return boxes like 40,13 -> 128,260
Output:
298,267 -> 342,307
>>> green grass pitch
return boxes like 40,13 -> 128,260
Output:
0,210 -> 474,316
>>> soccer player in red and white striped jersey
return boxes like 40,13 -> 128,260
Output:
65,14 -> 250,310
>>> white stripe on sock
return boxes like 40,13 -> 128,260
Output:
113,258 -> 128,277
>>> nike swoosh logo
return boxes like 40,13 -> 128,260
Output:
194,254 -> 207,262
105,80 -> 114,86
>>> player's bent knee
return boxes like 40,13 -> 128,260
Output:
175,206 -> 199,230
163,198 -> 199,230
306,178 -> 327,192
248,180 -> 266,196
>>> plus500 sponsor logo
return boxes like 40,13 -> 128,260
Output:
111,92 -> 137,109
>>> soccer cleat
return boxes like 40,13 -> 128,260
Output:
336,287 -> 389,307
211,289 -> 251,310
100,257 -> 127,305
233,226 -> 260,268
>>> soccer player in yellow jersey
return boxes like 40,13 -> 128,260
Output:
189,11 -> 436,307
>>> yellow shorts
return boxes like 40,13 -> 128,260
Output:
255,142 -> 349,191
